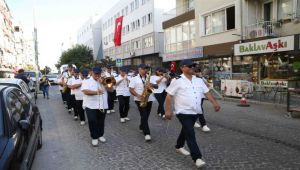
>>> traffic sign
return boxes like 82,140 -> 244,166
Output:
116,58 -> 123,67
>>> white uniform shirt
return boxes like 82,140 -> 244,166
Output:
151,75 -> 167,94
81,78 -> 108,110
67,76 -> 76,95
129,74 -> 156,102
115,75 -> 131,96
166,74 -> 209,115
72,78 -> 84,100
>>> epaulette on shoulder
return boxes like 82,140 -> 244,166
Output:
175,75 -> 181,79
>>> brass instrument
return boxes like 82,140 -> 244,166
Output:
62,72 -> 71,93
140,68 -> 153,108
101,71 -> 116,88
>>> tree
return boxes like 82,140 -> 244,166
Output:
99,56 -> 115,67
56,44 -> 94,70
41,66 -> 51,75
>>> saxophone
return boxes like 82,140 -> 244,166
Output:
62,72 -> 71,93
140,68 -> 153,108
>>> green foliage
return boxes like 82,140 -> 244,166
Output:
292,61 -> 300,70
41,66 -> 51,75
99,56 -> 115,67
56,44 -> 94,70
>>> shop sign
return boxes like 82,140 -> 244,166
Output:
234,36 -> 294,56
260,80 -> 288,88
163,47 -> 203,62
115,58 -> 123,67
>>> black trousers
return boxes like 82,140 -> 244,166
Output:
60,90 -> 66,103
70,95 -> 76,112
107,91 -> 115,110
135,101 -> 152,135
75,100 -> 85,121
85,108 -> 106,139
176,114 -> 202,161
65,88 -> 72,110
154,91 -> 167,115
198,98 -> 207,126
117,95 -> 130,118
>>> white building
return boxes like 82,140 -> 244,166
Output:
77,17 -> 103,61
101,0 -> 175,67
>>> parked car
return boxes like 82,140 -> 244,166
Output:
0,85 -> 42,170
24,71 -> 42,84
46,73 -> 59,85
0,78 -> 33,101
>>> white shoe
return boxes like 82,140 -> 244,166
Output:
194,122 -> 201,128
124,117 -> 130,121
176,147 -> 190,156
110,109 -> 115,113
74,116 -> 78,120
202,125 -> 211,132
68,109 -> 72,113
195,159 -> 206,168
106,110 -> 111,114
120,118 -> 125,123
92,139 -> 98,146
99,137 -> 106,143
145,135 -> 151,141
80,121 -> 85,126
162,115 -> 166,119
158,113 -> 162,117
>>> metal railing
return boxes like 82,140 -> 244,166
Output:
244,21 -> 281,39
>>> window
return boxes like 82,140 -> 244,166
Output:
122,9 -> 124,16
122,27 -> 125,36
204,6 -> 235,35
226,6 -> 235,30
298,0 -> 300,17
142,0 -> 146,5
130,2 -> 135,12
135,0 -> 139,9
144,37 -> 153,48
278,0 -> 293,19
126,25 -> 130,33
188,0 -> 194,10
125,6 -> 128,15
176,26 -> 182,43
142,16 -> 147,26
131,22 -> 136,30
182,21 -> 189,41
148,13 -> 153,24
136,19 -> 140,29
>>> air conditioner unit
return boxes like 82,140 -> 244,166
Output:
130,52 -> 135,56
249,28 -> 264,39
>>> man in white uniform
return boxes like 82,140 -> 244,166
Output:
81,67 -> 113,146
165,59 -> 220,168
105,65 -> 116,114
115,67 -> 131,123
68,69 -> 79,120
129,64 -> 157,142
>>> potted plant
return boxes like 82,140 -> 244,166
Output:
292,61 -> 300,72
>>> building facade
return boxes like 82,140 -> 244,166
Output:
163,0 -> 300,91
102,0 -> 175,68
77,17 -> 104,61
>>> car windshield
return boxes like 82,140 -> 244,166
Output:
47,74 -> 57,78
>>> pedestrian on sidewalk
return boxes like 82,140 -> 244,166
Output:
165,59 -> 220,168
194,68 -> 211,132
69,69 -> 84,122
129,64 -> 158,142
151,67 -> 168,119
81,67 -> 113,147
115,67 -> 131,123
40,75 -> 51,99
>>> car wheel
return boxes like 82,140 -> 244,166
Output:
37,128 -> 42,149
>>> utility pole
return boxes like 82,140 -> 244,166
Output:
34,27 -> 39,101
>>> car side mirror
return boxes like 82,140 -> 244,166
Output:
19,119 -> 30,130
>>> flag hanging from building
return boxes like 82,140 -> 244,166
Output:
170,61 -> 176,72
114,16 -> 123,46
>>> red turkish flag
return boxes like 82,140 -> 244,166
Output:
114,16 -> 123,46
170,61 -> 176,72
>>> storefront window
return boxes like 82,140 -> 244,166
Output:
176,26 -> 182,43
233,56 -> 258,82
260,54 -> 300,80
182,21 -> 189,41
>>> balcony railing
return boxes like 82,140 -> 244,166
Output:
163,2 -> 194,18
245,21 -> 281,39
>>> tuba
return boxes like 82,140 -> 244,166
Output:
140,68 -> 153,108
101,71 -> 116,88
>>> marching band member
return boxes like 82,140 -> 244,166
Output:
69,69 -> 88,125
151,67 -> 168,119
115,67 -> 131,123
194,68 -> 210,132
62,64 -> 74,113
81,67 -> 113,146
105,65 -> 116,114
67,68 -> 77,119
165,59 -> 220,168
57,73 -> 66,104
129,64 -> 157,142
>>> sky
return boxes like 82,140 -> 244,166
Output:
6,0 -> 119,72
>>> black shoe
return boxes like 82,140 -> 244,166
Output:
47,97 -> 49,99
